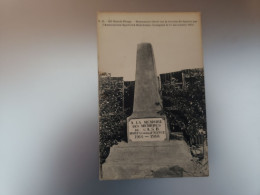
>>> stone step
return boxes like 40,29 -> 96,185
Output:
101,140 -> 195,180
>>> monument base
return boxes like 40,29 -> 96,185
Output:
101,140 -> 196,180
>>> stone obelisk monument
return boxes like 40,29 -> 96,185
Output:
127,43 -> 169,142
101,43 -> 194,180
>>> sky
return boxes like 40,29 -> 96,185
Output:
98,12 -> 203,81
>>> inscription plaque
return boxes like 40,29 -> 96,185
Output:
128,118 -> 166,142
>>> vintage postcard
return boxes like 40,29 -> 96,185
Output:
97,12 -> 208,180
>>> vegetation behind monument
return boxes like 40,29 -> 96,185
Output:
99,68 -> 206,165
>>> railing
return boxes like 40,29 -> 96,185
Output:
189,134 -> 205,145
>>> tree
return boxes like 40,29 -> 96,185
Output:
161,69 -> 206,144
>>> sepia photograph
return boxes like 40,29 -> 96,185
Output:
2,0 -> 260,194
97,12 -> 208,180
